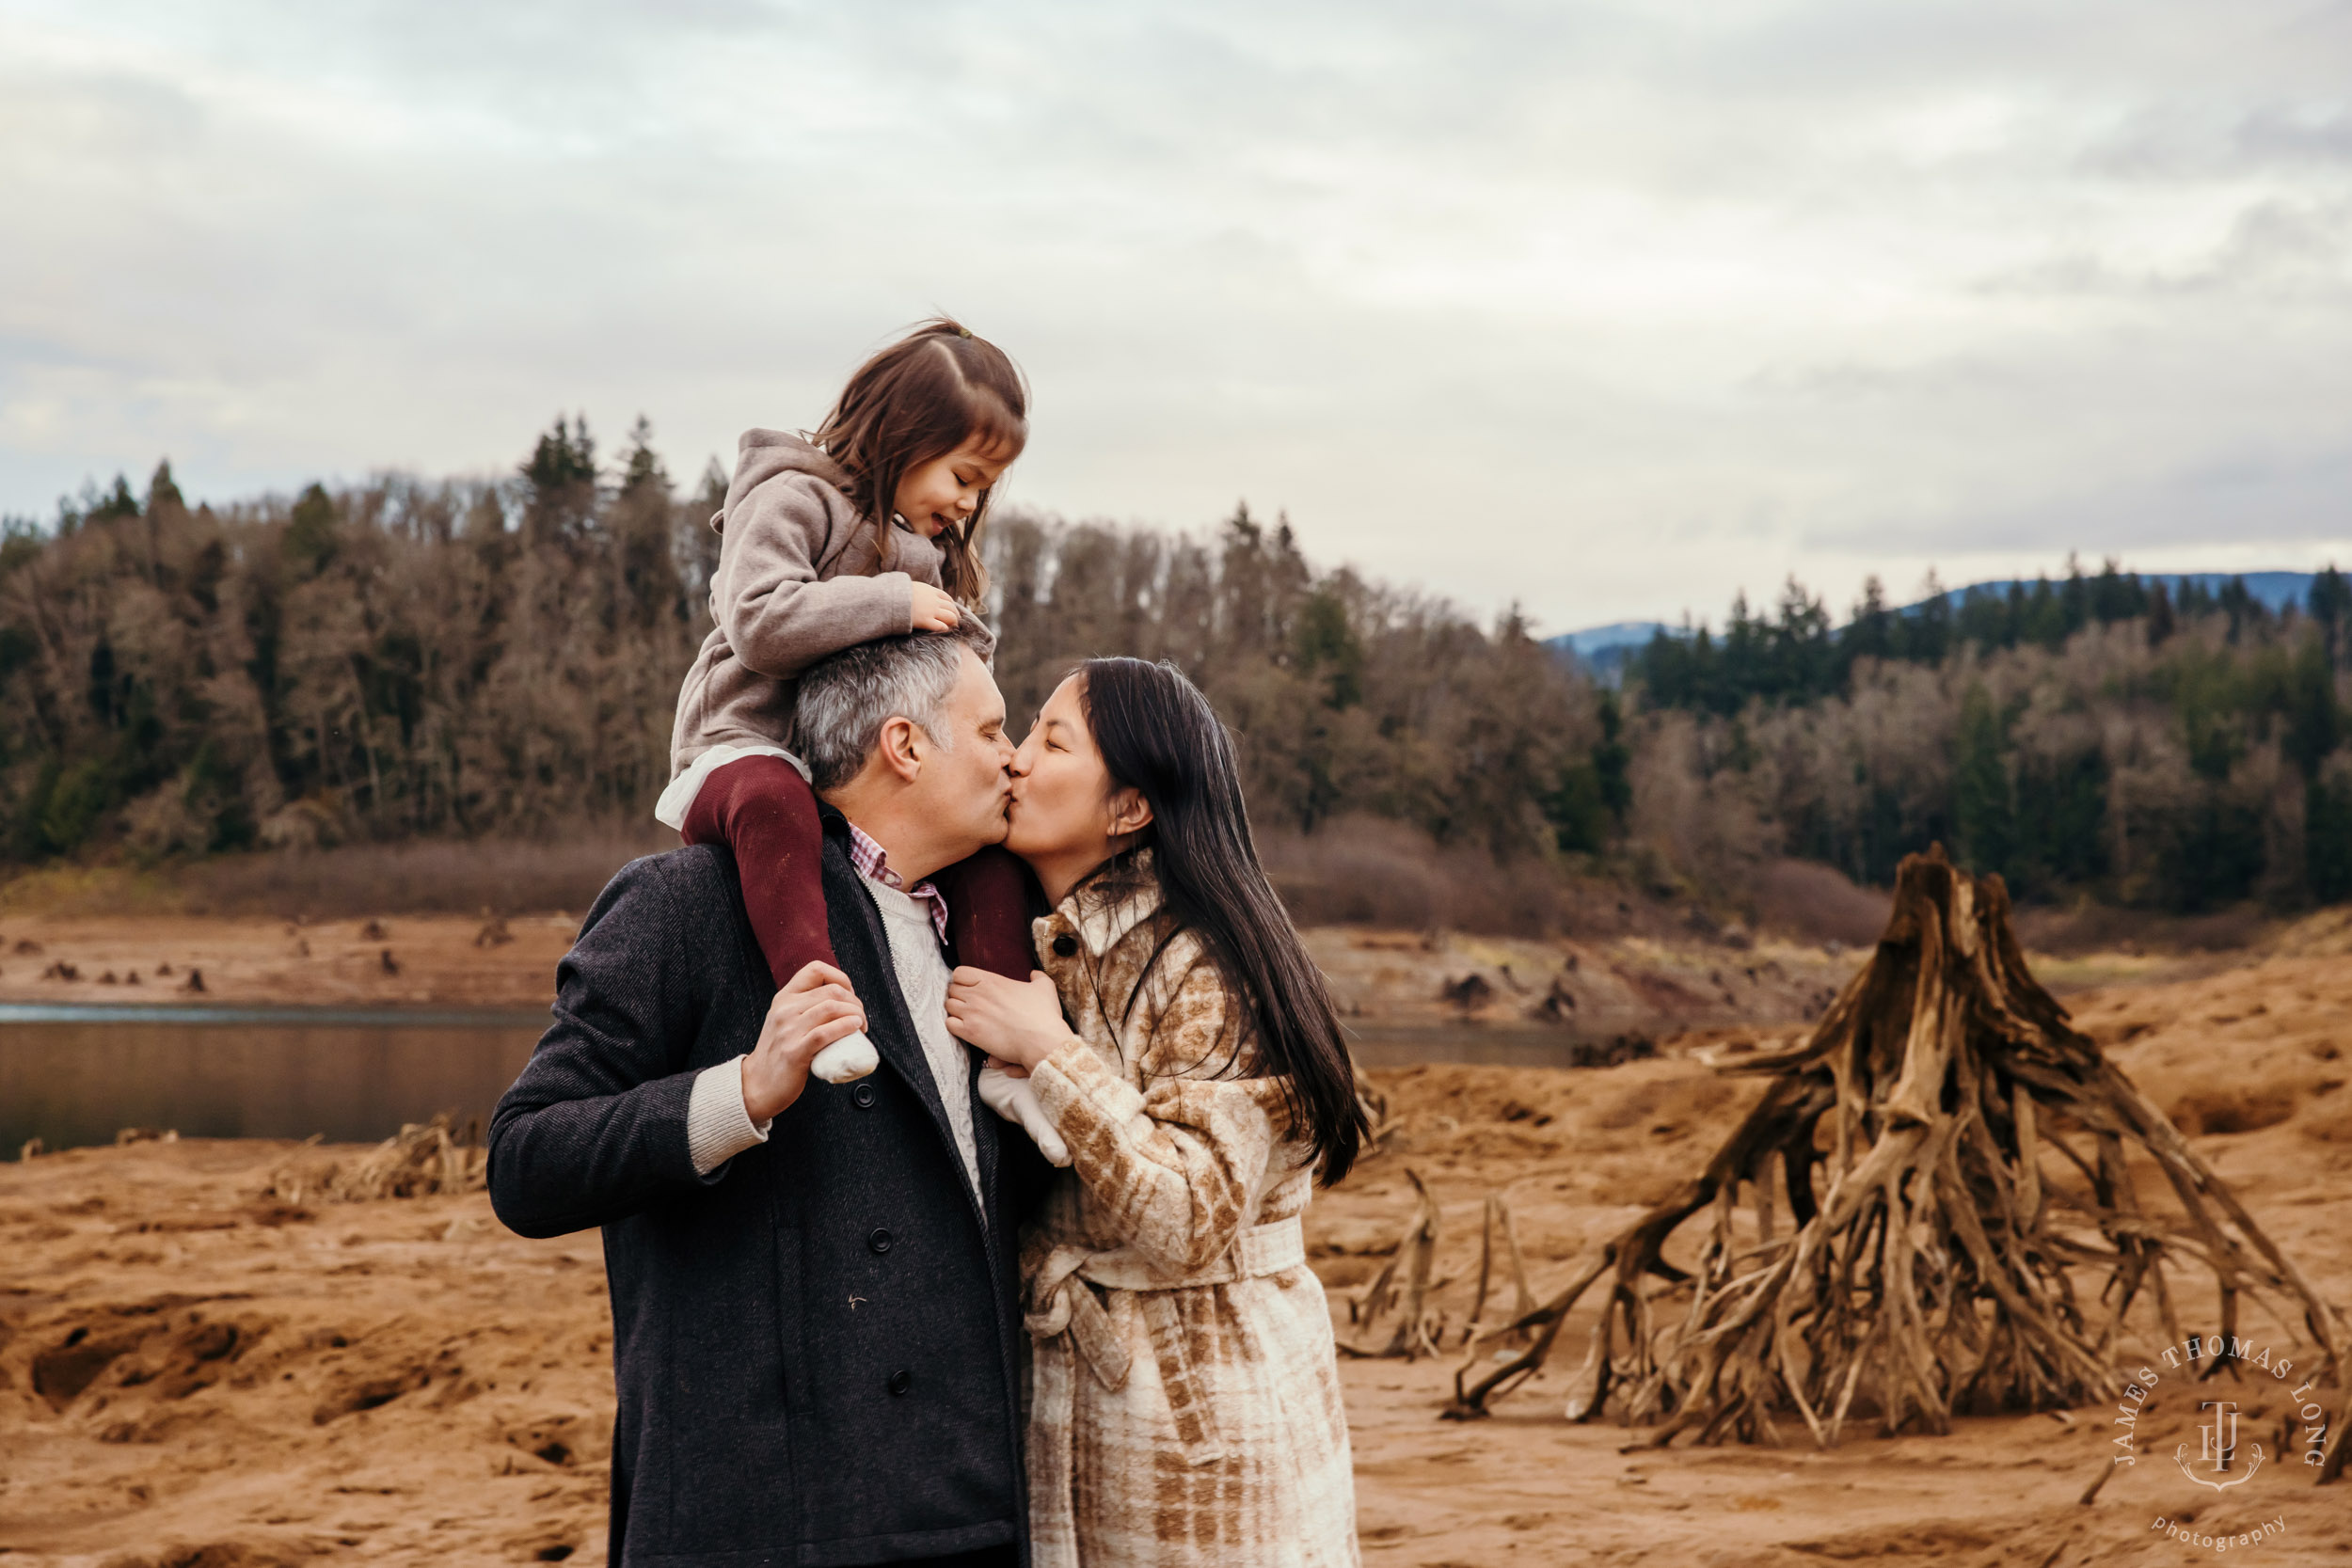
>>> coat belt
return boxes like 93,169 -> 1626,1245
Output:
1024,1214 -> 1307,1563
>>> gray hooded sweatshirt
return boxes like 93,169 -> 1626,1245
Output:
668,429 -> 991,777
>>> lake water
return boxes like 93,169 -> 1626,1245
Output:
0,1006 -> 1617,1153
0,1004 -> 548,1153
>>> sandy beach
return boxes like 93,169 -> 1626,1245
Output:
4,919 -> 2348,1566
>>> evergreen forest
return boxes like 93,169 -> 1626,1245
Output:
2,420 -> 2344,919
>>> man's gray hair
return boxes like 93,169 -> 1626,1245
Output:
795,619 -> 992,794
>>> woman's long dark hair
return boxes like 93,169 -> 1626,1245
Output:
1078,657 -> 1369,1184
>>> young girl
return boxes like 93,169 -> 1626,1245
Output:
656,318 -> 1038,1084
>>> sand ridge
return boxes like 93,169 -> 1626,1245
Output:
0,913 -> 1863,1046
0,914 -> 576,1012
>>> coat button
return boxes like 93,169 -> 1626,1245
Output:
868,1227 -> 894,1254
851,1082 -> 877,1109
887,1368 -> 912,1396
1051,934 -> 1077,957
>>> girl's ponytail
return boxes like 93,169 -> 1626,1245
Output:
808,318 -> 1027,610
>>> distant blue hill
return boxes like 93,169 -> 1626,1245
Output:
1554,620 -> 1669,658
1934,571 -> 2313,615
1548,570 -> 2327,682
1547,620 -> 1670,685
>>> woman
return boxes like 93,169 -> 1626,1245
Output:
945,657 -> 1367,1568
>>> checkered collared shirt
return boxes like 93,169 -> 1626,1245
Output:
844,821 -> 950,946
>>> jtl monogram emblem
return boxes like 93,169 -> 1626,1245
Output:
2175,1400 -> 2265,1491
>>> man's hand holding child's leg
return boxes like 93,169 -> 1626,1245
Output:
741,961 -> 870,1124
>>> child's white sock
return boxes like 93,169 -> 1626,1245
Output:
809,1031 -> 880,1084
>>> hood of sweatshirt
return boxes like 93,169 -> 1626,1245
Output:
715,429 -> 852,531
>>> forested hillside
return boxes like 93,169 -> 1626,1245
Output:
1626,565 -> 2352,910
0,422 -> 717,863
2,421 -> 2344,921
0,423 -> 1612,887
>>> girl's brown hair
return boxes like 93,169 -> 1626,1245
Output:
808,318 -> 1026,609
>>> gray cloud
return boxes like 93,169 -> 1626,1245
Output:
1,0 -> 2347,632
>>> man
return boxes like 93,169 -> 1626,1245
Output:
489,619 -> 1046,1568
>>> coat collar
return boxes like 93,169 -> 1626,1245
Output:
1046,849 -> 1164,958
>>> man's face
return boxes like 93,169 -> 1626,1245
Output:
910,647 -> 1015,854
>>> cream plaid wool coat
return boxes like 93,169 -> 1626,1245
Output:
1020,854 -> 1359,1568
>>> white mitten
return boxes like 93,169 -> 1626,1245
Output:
977,1063 -> 1070,1165
809,1030 -> 880,1085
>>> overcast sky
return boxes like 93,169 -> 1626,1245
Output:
3,1 -> 2347,634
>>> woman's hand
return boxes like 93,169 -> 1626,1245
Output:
946,968 -> 1073,1070
911,583 -> 961,632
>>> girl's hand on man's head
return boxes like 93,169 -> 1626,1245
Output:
912,583 -> 961,632
945,968 -> 1072,1070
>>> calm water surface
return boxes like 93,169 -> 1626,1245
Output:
0,1004 -> 548,1152
0,1006 -> 1612,1153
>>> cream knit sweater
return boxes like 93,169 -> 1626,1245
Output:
685,871 -> 980,1194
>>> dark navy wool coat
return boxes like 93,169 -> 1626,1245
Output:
489,820 -> 1045,1567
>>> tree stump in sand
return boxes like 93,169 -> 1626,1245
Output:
1447,847 -> 2344,1473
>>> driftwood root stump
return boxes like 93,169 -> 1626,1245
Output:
1446,847 -> 2345,1480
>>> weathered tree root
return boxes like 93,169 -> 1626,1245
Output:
1445,847 -> 2344,1474
1342,1168 -> 1444,1359
1464,1193 -> 1537,1347
265,1113 -> 485,1203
